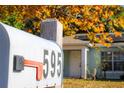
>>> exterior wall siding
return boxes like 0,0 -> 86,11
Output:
64,51 -> 70,77
87,48 -> 101,79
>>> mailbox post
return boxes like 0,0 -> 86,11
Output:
41,19 -> 63,48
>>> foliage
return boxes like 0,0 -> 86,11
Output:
0,5 -> 124,47
1,12 -> 24,29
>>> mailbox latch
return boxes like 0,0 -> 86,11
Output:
13,55 -> 24,72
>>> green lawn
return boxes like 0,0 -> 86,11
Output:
63,78 -> 124,88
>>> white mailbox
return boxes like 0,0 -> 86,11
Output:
0,22 -> 63,88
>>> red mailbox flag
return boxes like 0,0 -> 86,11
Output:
24,59 -> 43,81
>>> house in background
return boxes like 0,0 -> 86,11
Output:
63,34 -> 124,79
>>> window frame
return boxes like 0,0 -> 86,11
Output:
101,51 -> 124,71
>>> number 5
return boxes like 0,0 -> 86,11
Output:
43,50 -> 49,79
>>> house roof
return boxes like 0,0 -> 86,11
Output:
63,33 -> 124,47
63,35 -> 89,46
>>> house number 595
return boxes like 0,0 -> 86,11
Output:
43,49 -> 62,79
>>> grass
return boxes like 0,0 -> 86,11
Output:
63,78 -> 124,88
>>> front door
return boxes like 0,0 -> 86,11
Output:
69,50 -> 81,78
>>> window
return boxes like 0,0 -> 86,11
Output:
101,51 -> 124,71
113,52 -> 124,71
101,52 -> 112,71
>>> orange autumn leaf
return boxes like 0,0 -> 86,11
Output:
106,37 -> 113,42
27,29 -> 32,33
114,31 -> 122,37
99,41 -> 106,45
